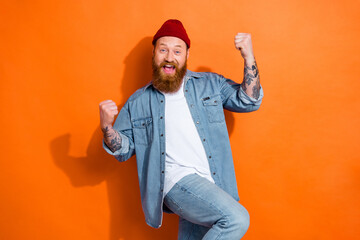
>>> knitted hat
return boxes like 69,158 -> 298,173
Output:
152,19 -> 190,48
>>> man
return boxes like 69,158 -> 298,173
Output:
99,19 -> 263,239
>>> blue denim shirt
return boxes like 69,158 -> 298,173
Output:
103,70 -> 263,228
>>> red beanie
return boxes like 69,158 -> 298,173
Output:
152,19 -> 190,48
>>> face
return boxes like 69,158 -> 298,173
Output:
152,36 -> 189,93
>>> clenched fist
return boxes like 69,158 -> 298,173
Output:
234,33 -> 255,63
99,100 -> 119,130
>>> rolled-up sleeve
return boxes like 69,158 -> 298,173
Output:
219,74 -> 264,112
102,131 -> 130,156
238,85 -> 264,106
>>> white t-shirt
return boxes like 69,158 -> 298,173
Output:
163,81 -> 214,196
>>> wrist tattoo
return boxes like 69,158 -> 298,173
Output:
102,126 -> 112,138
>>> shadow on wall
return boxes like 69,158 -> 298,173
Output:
50,37 -> 235,240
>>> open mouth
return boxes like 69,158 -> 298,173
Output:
162,64 -> 176,74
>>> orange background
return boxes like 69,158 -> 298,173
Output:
1,0 -> 359,239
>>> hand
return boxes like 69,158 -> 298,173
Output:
234,33 -> 255,63
99,100 -> 118,130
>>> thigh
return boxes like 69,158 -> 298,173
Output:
164,173 -> 245,228
177,217 -> 209,240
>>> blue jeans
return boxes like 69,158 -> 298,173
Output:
164,174 -> 250,239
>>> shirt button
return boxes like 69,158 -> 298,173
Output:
162,171 -> 164,173
203,139 -> 206,141
162,152 -> 164,155
160,116 -> 163,119
209,156 -> 212,159
161,134 -> 164,137
196,121 -> 199,124
161,100 -> 164,103
185,90 -> 188,92
213,172 -> 216,175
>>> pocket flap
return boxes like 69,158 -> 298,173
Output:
202,95 -> 221,106
132,117 -> 152,128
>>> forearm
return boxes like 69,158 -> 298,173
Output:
102,125 -> 122,152
240,58 -> 261,100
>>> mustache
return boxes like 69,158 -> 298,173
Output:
159,61 -> 179,69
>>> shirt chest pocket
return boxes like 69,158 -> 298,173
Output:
131,117 -> 153,145
202,94 -> 225,123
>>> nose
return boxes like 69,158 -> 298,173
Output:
165,51 -> 174,62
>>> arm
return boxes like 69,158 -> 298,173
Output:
99,100 -> 122,152
102,125 -> 122,153
234,33 -> 261,99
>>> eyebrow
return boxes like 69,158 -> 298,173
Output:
159,43 -> 183,48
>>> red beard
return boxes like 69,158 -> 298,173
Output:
152,57 -> 187,93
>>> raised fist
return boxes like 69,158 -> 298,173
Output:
99,100 -> 118,130
234,33 -> 255,62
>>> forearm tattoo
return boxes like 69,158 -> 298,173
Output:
102,126 -> 122,152
252,80 -> 261,99
241,61 -> 261,99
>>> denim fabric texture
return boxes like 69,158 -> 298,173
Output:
164,173 -> 250,239
103,70 -> 263,228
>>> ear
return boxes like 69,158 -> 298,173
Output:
186,49 -> 190,59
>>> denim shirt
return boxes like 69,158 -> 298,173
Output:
103,70 -> 264,228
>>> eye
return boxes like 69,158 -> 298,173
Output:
175,50 -> 181,54
160,49 -> 166,53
